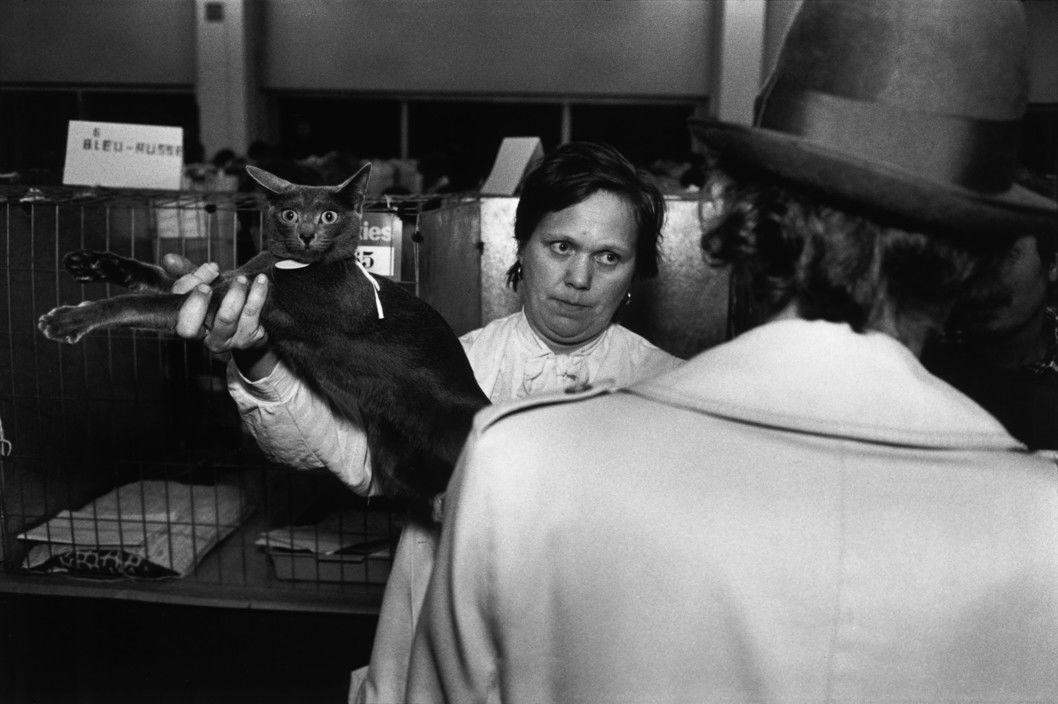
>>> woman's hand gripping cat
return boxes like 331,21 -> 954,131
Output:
168,255 -> 277,381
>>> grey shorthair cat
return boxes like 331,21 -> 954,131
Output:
39,165 -> 489,523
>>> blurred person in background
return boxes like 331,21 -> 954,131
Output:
924,226 -> 1058,449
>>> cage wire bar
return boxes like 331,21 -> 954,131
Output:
0,184 -> 438,613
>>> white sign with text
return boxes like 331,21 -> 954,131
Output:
63,120 -> 184,190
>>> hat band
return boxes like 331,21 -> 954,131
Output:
757,84 -> 1021,194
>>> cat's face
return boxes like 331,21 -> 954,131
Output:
247,164 -> 372,264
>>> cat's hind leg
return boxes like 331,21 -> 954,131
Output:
38,293 -> 187,344
63,250 -> 175,292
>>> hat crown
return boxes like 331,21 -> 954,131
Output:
771,0 -> 1029,121
689,0 -> 1056,236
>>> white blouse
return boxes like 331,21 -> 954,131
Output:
226,309 -> 682,492
461,310 -> 683,402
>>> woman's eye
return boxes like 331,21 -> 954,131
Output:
549,242 -> 572,255
320,211 -> 338,224
280,209 -> 298,223
596,252 -> 621,266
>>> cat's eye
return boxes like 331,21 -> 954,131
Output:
320,211 -> 339,225
280,209 -> 298,223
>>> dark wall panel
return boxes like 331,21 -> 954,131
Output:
0,0 -> 195,85
261,0 -> 715,98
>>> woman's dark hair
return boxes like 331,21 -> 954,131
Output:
505,142 -> 665,289
699,156 -> 1017,340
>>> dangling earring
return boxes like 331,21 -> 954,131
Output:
624,290 -> 632,305
506,260 -> 524,290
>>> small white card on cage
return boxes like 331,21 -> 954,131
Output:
63,120 -> 184,191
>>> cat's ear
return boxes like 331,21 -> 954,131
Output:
335,163 -> 372,216
245,165 -> 295,194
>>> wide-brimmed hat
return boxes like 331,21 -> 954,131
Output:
689,0 -> 1056,236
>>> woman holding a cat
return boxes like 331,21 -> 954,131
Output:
173,141 -> 683,703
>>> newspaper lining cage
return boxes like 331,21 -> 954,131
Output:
0,183 -> 436,610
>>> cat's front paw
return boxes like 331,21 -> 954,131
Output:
38,304 -> 95,344
63,250 -> 133,287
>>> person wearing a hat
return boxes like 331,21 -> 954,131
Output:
405,1 -> 1058,702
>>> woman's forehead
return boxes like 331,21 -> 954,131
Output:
533,191 -> 637,250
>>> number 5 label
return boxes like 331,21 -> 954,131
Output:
357,212 -> 402,278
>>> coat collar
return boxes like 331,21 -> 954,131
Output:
630,319 -> 1020,450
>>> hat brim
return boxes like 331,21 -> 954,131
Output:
689,117 -> 1057,236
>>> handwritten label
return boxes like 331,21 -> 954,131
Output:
357,211 -> 403,279
63,121 -> 184,190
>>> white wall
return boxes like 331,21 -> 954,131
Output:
196,0 -> 262,156
713,0 -> 767,124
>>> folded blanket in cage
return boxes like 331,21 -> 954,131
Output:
17,480 -> 253,579
255,510 -> 393,585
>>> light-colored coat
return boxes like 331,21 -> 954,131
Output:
407,319 -> 1058,704
355,311 -> 682,703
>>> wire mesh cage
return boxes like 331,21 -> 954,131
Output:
0,184 -> 435,613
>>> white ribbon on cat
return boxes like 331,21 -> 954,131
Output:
276,258 -> 384,319
275,259 -> 310,270
356,260 -> 385,319
0,414 -> 12,457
